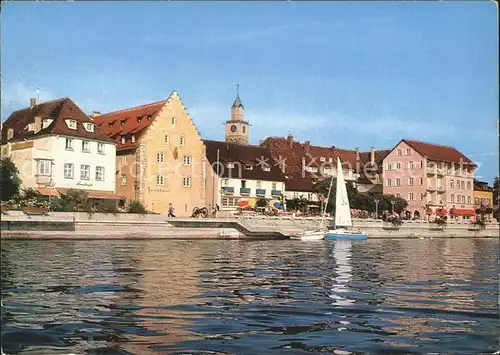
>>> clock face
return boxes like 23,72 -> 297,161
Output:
230,125 -> 237,133
242,126 -> 246,133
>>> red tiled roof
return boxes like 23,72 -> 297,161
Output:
204,140 -> 286,182
93,100 -> 167,151
402,139 -> 476,166
285,178 -> 316,192
1,98 -> 113,144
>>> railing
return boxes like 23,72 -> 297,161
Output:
271,189 -> 282,196
256,189 -> 266,196
222,186 -> 234,194
240,187 -> 251,195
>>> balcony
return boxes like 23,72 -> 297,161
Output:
36,175 -> 53,185
240,187 -> 251,195
222,186 -> 234,194
427,185 -> 436,191
436,186 -> 445,193
271,189 -> 282,197
256,189 -> 266,196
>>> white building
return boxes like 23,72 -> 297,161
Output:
204,140 -> 286,211
1,97 -> 119,200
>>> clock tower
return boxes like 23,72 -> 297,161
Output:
225,84 -> 249,145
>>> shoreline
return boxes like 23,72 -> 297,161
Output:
1,212 -> 499,240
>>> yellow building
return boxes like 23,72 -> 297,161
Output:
473,179 -> 494,220
94,91 -> 206,216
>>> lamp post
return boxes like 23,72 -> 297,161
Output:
374,199 -> 380,219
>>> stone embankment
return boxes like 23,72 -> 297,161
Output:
1,211 -> 499,239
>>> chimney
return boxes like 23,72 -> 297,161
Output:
304,140 -> 311,154
89,111 -> 101,120
371,146 -> 375,165
30,97 -> 37,108
34,116 -> 42,134
286,134 -> 294,148
355,147 -> 360,161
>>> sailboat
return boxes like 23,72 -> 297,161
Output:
289,170 -> 334,241
324,157 -> 368,240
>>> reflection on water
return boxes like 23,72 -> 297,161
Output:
1,239 -> 499,354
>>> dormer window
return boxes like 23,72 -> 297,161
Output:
108,121 -> 114,127
121,137 -> 125,144
66,119 -> 77,130
329,157 -> 333,162
320,157 -> 325,162
227,162 -> 234,168
137,116 -> 143,122
131,134 -> 136,143
85,122 -> 94,132
262,167 -> 271,172
42,119 -> 53,129
120,120 -> 126,126
245,164 -> 253,170
25,123 -> 35,131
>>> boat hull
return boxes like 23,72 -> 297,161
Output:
325,230 -> 367,240
290,230 -> 325,241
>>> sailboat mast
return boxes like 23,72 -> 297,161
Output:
319,176 -> 334,229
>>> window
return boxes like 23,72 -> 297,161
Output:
183,177 -> 191,187
395,178 -> 401,186
164,135 -> 169,144
241,180 -> 247,188
95,166 -> 105,181
328,157 -> 333,163
407,161 -> 413,169
397,149 -> 402,156
467,196 -> 471,204
172,117 -> 176,126
223,179 -> 229,186
263,166 -> 271,172
157,175 -> 164,185
85,122 -> 94,132
461,195 -> 465,203
396,193 -> 401,198
36,160 -> 51,176
409,193 -> 414,201
80,165 -> 90,180
183,156 -> 192,166
272,182 -> 277,190
244,164 -> 253,170
320,157 -> 325,162
451,194 -> 455,203
67,120 -> 77,129
180,135 -> 185,146
65,138 -> 74,150
450,180 -> 454,188
131,135 -> 136,143
42,119 -> 53,129
406,148 -> 411,155
157,153 -> 164,163
386,163 -> 392,171
121,137 -> 125,144
226,162 -> 234,168
386,179 -> 392,186
461,181 -> 465,190
221,197 -> 238,208
420,193 -> 424,201
121,174 -> 127,186
121,156 -> 127,164
408,177 -> 414,186
467,181 -> 471,190
396,162 -> 401,170
419,161 -> 423,168
97,143 -> 105,154
419,177 -> 423,185
82,140 -> 90,152
475,197 -> 479,205
64,163 -> 74,179
256,181 -> 262,189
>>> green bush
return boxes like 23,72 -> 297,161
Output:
128,201 -> 147,214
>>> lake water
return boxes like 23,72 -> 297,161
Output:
1,239 -> 499,355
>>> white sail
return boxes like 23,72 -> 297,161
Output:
335,157 -> 352,227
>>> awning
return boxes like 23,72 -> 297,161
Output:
426,209 -> 434,215
450,208 -> 475,217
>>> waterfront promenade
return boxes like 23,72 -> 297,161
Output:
1,211 -> 498,239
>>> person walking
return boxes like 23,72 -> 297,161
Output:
168,203 -> 176,217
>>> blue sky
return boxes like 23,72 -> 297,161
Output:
1,2 -> 498,182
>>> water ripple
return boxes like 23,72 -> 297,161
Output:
1,239 -> 499,354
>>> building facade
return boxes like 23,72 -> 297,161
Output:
473,179 -> 494,220
1,97 -> 117,199
204,140 -> 286,211
383,139 -> 477,219
94,91 -> 206,216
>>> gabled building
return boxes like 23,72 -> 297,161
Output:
383,139 -> 477,219
93,91 -> 206,216
473,179 -> 494,220
1,97 -> 118,200
260,134 -> 388,199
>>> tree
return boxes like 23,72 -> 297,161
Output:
128,201 -> 147,214
51,189 -> 92,212
0,157 -> 21,201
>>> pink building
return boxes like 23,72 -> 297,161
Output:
383,139 -> 477,219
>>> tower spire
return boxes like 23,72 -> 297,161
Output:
232,83 -> 243,109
